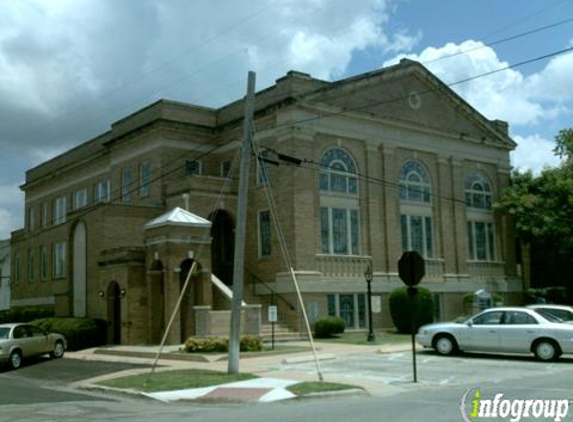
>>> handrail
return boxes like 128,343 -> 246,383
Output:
246,269 -> 296,310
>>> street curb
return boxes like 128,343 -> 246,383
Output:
295,388 -> 368,400
282,353 -> 336,364
92,349 -> 210,363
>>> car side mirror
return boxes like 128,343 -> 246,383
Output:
467,320 -> 473,327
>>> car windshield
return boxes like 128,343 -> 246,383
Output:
0,327 -> 9,339
532,309 -> 564,323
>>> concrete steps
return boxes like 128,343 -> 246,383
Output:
259,323 -> 307,343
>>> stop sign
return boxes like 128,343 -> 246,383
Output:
398,251 -> 425,286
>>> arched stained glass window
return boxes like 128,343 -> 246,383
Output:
319,148 -> 358,195
400,161 -> 431,202
465,173 -> 492,209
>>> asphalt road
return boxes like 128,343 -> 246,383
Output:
0,351 -> 572,422
0,357 -> 150,406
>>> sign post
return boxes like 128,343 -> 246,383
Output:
268,304 -> 278,350
398,251 -> 425,383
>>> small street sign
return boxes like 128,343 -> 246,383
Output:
268,305 -> 278,323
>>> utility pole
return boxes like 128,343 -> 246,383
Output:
228,71 -> 256,374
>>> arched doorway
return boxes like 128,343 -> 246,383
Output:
179,259 -> 194,343
72,221 -> 87,317
210,211 -> 234,286
149,260 -> 165,344
107,281 -> 121,344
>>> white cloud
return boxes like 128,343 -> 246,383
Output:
0,184 -> 23,239
511,134 -> 561,174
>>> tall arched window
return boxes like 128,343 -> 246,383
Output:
319,148 -> 360,255
320,148 -> 358,195
399,161 -> 433,258
465,173 -> 492,209
465,172 -> 495,261
400,161 -> 431,202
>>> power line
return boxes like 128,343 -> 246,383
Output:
255,45 -> 573,134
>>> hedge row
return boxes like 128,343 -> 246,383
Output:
0,307 -> 54,324
184,335 -> 263,353
313,316 -> 345,338
32,317 -> 107,351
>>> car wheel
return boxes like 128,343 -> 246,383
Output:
50,341 -> 65,359
533,339 -> 560,361
9,350 -> 22,370
434,334 -> 458,356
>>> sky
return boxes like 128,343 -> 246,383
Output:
0,0 -> 572,238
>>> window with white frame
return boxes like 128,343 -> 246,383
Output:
41,203 -> 49,227
465,173 -> 492,209
27,249 -> 35,283
74,188 -> 87,209
258,210 -> 271,258
95,180 -> 110,203
320,148 -> 358,195
327,293 -> 366,329
139,162 -> 150,197
466,172 -> 496,261
400,160 -> 431,202
122,168 -> 132,202
401,215 -> 433,258
54,196 -> 67,225
53,242 -> 66,278
319,148 -> 360,255
40,246 -> 48,282
399,161 -> 433,258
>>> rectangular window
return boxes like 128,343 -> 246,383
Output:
28,207 -> 35,230
468,221 -> 496,261
40,246 -> 48,282
357,294 -> 366,329
185,160 -> 201,177
122,168 -> 132,202
54,196 -> 67,225
27,249 -> 35,283
401,215 -> 433,258
74,188 -> 87,209
13,252 -> 20,284
320,207 -> 360,255
139,162 -> 150,197
53,242 -> 66,278
433,293 -> 442,322
339,294 -> 355,329
41,203 -> 49,227
258,210 -> 271,258
327,294 -> 336,317
221,161 -> 231,178
96,180 -> 110,203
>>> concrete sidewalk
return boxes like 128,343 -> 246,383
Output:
69,340 -> 415,402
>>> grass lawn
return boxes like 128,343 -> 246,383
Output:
314,330 -> 410,346
97,369 -> 257,393
287,381 -> 361,396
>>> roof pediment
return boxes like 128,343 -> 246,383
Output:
144,207 -> 212,230
300,60 -> 516,150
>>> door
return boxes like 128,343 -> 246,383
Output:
107,282 -> 121,344
26,325 -> 50,355
210,211 -> 234,286
460,310 -> 503,352
73,221 -> 87,317
498,310 -> 539,353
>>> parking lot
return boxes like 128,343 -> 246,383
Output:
265,349 -> 573,389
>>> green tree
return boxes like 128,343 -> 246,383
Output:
496,128 -> 573,299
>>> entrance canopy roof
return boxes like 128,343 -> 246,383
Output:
144,207 -> 212,230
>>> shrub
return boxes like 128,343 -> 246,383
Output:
32,317 -> 107,351
240,335 -> 263,352
389,286 -> 434,334
525,287 -> 568,305
0,307 -> 54,324
313,316 -> 345,339
184,336 -> 263,353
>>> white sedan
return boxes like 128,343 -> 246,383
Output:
416,307 -> 573,361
